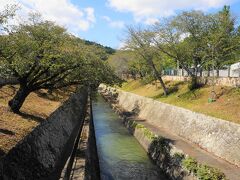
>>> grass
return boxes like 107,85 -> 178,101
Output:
0,85 -> 73,158
120,79 -> 240,124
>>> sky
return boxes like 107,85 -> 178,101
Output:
1,0 -> 240,49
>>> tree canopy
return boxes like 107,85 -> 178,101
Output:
117,6 -> 240,90
0,12 -> 121,112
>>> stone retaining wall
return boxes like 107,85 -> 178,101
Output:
85,100 -> 101,180
112,106 -> 195,180
100,84 -> 240,167
163,75 -> 240,87
100,92 -> 215,180
0,88 -> 88,180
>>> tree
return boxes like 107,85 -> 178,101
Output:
125,26 -> 168,95
0,4 -> 18,33
152,11 -> 216,89
153,7 -> 239,83
108,50 -> 136,78
0,16 -> 121,113
128,57 -> 150,79
206,6 -> 239,77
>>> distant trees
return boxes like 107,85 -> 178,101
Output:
128,58 -> 150,80
84,40 -> 116,60
108,50 -> 136,78
0,12 -> 121,113
122,6 -> 239,90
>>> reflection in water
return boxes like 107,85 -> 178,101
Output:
92,95 -> 166,180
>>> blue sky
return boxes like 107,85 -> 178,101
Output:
1,0 -> 240,48
75,0 -> 240,48
75,0 -> 133,48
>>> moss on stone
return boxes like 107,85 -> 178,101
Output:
142,128 -> 155,140
129,120 -> 137,129
135,124 -> 144,129
182,157 -> 226,180
135,123 -> 155,140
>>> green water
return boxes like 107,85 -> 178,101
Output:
92,95 -> 166,180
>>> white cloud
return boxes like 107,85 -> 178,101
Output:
107,0 -> 234,23
102,15 -> 111,22
0,0 -> 96,33
84,7 -> 95,23
109,21 -> 124,28
102,15 -> 125,28
145,18 -> 159,25
117,41 -> 127,49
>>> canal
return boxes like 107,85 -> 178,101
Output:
92,95 -> 167,180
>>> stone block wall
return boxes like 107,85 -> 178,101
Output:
100,85 -> 240,167
163,75 -> 240,87
0,88 -> 88,180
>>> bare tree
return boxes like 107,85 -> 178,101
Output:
125,26 -> 168,95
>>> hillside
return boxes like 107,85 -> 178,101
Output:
120,80 -> 240,124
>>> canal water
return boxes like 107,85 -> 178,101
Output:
92,95 -> 167,180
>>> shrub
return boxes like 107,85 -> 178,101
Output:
183,157 -> 226,180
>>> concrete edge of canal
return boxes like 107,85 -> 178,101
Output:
60,97 -> 101,180
0,88 -> 101,180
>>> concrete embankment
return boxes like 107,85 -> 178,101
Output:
163,75 -> 240,87
60,100 -> 100,180
100,84 -> 240,180
0,88 -> 90,179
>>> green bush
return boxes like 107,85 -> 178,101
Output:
135,124 -> 144,129
197,165 -> 226,180
182,157 -> 226,180
182,157 -> 198,174
129,121 -> 226,180
129,121 -> 137,129
143,128 -> 155,139
135,123 -> 155,139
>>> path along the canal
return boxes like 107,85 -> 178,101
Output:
92,95 -> 167,180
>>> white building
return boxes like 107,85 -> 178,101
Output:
230,62 -> 240,77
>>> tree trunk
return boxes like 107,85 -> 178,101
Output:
8,86 -> 30,113
228,66 -> 230,77
158,75 -> 168,96
207,67 -> 210,77
148,59 -> 168,96
216,68 -> 219,77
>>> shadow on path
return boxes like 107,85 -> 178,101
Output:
0,128 -> 15,135
0,149 -> 6,159
18,112 -> 45,123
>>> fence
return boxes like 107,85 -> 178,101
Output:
163,62 -> 240,78
163,68 -> 240,78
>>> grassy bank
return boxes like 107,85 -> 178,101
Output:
0,85 -> 73,157
120,80 -> 240,124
